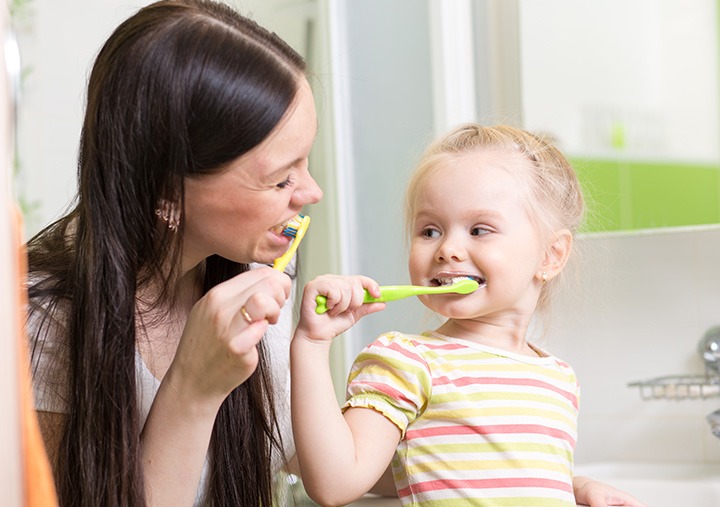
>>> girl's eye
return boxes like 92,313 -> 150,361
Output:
276,175 -> 295,189
421,227 -> 440,238
471,226 -> 490,236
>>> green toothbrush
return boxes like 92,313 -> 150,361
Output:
315,278 -> 480,315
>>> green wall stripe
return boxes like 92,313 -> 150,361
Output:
571,158 -> 720,232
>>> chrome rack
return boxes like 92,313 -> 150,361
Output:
627,374 -> 720,401
628,327 -> 720,401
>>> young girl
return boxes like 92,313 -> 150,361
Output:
291,124 -> 645,506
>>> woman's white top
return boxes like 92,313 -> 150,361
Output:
28,269 -> 296,503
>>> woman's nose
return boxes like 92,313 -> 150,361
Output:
294,171 -> 323,206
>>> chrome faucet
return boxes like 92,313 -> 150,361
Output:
698,326 -> 720,376
699,327 -> 720,439
708,409 -> 720,439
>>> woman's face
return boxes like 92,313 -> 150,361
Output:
183,78 -> 322,270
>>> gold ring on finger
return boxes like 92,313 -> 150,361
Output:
240,305 -> 253,324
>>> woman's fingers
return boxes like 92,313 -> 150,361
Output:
218,265 -> 292,302
206,266 -> 291,324
228,319 -> 267,361
231,290 -> 284,331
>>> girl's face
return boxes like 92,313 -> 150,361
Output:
408,149 -> 547,325
183,78 -> 323,270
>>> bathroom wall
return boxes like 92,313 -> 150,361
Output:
548,226 -> 720,465
14,0 -> 139,236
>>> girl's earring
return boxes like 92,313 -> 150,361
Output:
539,272 -> 548,284
156,199 -> 180,232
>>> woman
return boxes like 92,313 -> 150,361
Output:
25,1 -> 322,505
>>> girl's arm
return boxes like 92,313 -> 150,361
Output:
291,275 -> 400,506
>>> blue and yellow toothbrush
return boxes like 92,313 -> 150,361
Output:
273,214 -> 311,272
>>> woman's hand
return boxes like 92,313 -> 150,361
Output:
166,265 -> 291,406
573,476 -> 647,507
294,274 -> 385,344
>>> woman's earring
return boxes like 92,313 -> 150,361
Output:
155,199 -> 180,232
539,272 -> 548,284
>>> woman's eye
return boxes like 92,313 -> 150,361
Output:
276,175 -> 295,189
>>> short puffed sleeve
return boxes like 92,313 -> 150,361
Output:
342,332 -> 432,438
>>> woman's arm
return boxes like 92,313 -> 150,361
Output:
141,267 -> 291,505
291,275 -> 398,506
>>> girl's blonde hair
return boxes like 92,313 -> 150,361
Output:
404,123 -> 585,312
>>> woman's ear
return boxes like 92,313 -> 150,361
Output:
541,229 -> 573,280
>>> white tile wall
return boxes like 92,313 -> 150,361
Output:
542,225 -> 720,465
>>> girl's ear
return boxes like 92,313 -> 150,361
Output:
541,229 -> 573,280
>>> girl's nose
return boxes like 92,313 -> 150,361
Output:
434,236 -> 467,263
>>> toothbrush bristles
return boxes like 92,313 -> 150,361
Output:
282,214 -> 305,238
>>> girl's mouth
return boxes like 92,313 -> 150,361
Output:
430,275 -> 486,288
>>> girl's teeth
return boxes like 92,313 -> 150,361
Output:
437,276 -> 473,286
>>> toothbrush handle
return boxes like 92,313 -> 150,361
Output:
314,285 -> 425,315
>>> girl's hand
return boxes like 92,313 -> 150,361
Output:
573,476 -> 647,507
165,266 -> 291,406
295,274 -> 385,343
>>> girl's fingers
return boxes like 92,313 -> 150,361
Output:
356,275 -> 381,299
318,281 -> 354,316
349,282 -> 368,310
309,275 -> 380,316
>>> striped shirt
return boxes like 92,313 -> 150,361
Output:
343,331 -> 579,507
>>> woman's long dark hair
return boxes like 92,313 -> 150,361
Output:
26,1 -> 306,505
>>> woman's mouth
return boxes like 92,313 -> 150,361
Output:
271,218 -> 293,236
271,214 -> 305,238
